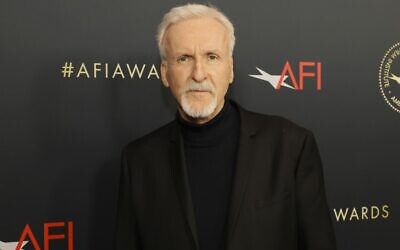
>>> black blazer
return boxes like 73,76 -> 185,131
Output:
115,102 -> 336,250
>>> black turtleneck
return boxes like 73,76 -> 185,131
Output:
176,99 -> 240,250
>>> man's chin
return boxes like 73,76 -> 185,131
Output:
180,96 -> 217,119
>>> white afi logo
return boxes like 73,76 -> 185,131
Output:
0,240 -> 28,250
249,67 -> 294,89
249,61 -> 322,91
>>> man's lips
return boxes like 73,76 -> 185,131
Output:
187,90 -> 211,93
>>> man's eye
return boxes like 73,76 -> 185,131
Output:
177,56 -> 190,63
208,54 -> 218,61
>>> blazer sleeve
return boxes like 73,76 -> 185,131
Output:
295,131 -> 337,250
115,148 -> 141,250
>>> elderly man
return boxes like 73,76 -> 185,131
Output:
115,3 -> 336,250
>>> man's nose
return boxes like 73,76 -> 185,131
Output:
192,59 -> 207,82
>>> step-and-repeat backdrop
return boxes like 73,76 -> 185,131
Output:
1,0 -> 399,249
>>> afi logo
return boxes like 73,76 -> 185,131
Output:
16,221 -> 74,250
249,61 -> 322,90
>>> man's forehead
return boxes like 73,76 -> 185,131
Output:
165,17 -> 229,52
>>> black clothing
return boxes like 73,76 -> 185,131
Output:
177,100 -> 240,250
115,99 -> 337,250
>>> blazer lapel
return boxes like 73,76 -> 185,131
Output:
225,104 -> 261,248
169,122 -> 200,250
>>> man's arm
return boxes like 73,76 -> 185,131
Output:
295,131 -> 337,250
115,149 -> 141,250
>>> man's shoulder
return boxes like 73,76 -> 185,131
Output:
239,107 -> 315,156
237,104 -> 311,138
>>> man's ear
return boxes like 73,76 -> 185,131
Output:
160,61 -> 169,87
229,56 -> 234,84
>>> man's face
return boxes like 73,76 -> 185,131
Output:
160,17 -> 234,124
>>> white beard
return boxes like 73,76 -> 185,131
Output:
180,80 -> 217,119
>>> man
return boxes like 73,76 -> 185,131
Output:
115,3 -> 336,250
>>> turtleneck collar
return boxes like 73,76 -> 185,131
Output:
176,99 -> 239,147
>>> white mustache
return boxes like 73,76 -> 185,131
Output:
184,81 -> 215,93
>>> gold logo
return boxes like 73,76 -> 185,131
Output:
379,42 -> 400,114
333,204 -> 390,222
61,62 -> 160,80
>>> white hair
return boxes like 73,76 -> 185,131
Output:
156,3 -> 235,60
180,80 -> 217,118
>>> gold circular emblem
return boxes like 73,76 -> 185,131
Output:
379,42 -> 400,114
